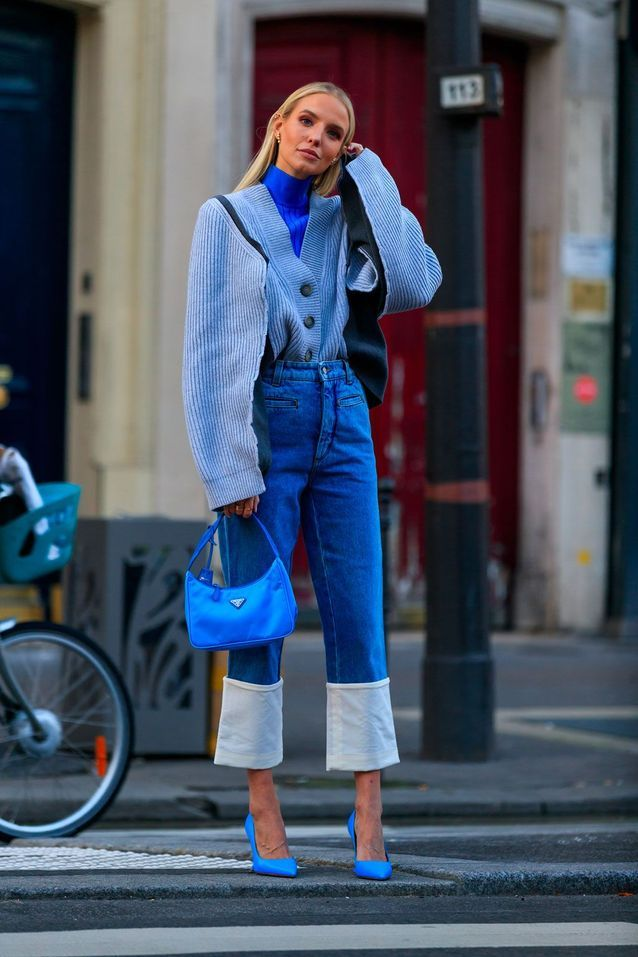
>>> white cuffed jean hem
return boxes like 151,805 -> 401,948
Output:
213,675 -> 283,769
325,677 -> 400,771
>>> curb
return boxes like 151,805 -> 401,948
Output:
2,862 -> 636,901
101,788 -> 638,824
0,871 -> 454,901
395,857 -> 638,897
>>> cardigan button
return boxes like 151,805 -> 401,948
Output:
304,348 -> 312,361
304,315 -> 315,328
300,283 -> 313,297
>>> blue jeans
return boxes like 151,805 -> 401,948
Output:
218,358 -> 388,685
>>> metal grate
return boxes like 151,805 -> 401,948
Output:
0,846 -> 251,872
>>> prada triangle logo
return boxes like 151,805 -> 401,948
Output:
229,597 -> 247,609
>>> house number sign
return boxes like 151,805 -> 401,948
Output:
440,74 -> 485,109
437,64 -> 503,116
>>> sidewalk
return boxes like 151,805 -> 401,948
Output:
2,632 -> 636,902
3,821 -> 637,900
107,631 -> 638,824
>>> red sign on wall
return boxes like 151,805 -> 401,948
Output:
573,374 -> 599,404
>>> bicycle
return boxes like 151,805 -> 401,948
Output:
0,482 -> 133,840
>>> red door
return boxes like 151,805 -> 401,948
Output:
254,17 -> 524,624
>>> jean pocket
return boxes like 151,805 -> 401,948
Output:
337,392 -> 364,409
263,395 -> 298,411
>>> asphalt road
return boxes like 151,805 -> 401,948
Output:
1,893 -> 636,955
1,821 -> 637,954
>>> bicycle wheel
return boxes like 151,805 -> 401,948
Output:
0,622 -> 133,839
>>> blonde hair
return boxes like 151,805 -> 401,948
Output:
233,81 -> 355,196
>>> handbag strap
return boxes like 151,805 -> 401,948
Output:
214,196 -> 269,264
186,513 -> 281,573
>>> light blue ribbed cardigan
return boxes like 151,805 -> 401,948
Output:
183,147 -> 442,511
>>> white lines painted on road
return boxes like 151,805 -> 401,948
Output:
394,706 -> 638,754
497,707 -> 638,755
0,846 -> 250,872
392,705 -> 638,721
1,922 -> 636,955
497,707 -> 638,719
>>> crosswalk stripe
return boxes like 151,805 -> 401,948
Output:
1,922 -> 636,955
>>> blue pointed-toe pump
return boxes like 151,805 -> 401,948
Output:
347,809 -> 392,881
244,812 -> 297,878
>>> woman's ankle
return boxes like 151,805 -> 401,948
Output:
353,769 -> 382,816
354,798 -> 383,817
247,769 -> 279,812
249,799 -> 283,819
247,798 -> 290,858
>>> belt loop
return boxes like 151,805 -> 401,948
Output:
343,359 -> 354,384
273,359 -> 285,387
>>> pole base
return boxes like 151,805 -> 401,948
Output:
606,616 -> 638,642
421,652 -> 494,761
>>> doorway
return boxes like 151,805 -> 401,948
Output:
0,1 -> 75,482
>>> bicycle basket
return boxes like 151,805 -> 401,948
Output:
0,482 -> 81,584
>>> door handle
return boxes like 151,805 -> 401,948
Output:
77,312 -> 92,401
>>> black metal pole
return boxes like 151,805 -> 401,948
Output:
422,0 -> 494,760
607,0 -> 638,641
378,476 -> 394,785
378,476 -> 395,666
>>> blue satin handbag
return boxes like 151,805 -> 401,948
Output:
184,512 -> 297,651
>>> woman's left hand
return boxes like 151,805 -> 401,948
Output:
345,142 -> 364,159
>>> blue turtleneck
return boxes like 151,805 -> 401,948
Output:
261,163 -> 312,257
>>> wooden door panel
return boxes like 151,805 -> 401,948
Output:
482,38 -> 524,574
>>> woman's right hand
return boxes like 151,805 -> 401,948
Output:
222,495 -> 260,519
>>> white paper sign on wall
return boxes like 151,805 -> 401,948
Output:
561,234 -> 614,279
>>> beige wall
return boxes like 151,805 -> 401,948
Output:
67,0 -> 216,518
515,3 -> 617,631
154,0 -> 219,517
514,38 -> 565,629
556,6 -> 616,630
67,4 -> 103,517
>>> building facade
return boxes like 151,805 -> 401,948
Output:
1,0 -> 620,632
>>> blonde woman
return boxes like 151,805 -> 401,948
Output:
183,81 -> 442,879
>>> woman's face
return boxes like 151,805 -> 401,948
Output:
274,93 -> 350,179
